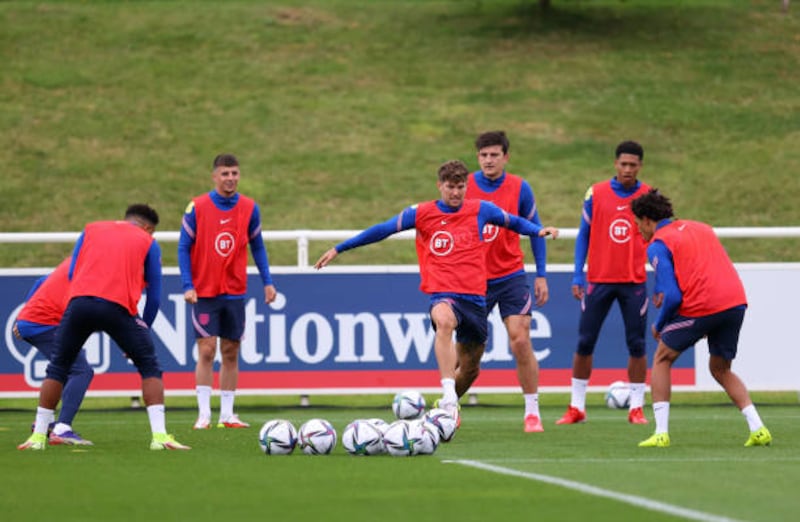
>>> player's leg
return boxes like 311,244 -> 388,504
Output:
20,298 -> 96,450
706,308 -> 771,446
454,340 -> 484,397
640,314 -> 695,447
430,299 -> 459,408
492,276 -> 543,431
192,298 -> 220,429
106,302 -> 190,450
217,299 -> 248,427
505,315 -> 543,432
619,282 -> 649,423
557,283 -> 614,424
52,343 -> 95,446
638,341 -> 678,447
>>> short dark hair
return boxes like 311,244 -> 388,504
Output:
437,160 -> 469,183
213,154 -> 239,168
615,140 -> 644,160
125,204 -> 160,227
631,189 -> 673,221
475,131 -> 510,154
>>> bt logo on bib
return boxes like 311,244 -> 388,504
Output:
608,218 -> 634,244
429,231 -> 454,256
215,232 -> 236,257
482,223 -> 500,242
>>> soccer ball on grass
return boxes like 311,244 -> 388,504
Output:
605,381 -> 631,409
392,390 -> 426,420
298,418 -> 337,455
258,419 -> 297,455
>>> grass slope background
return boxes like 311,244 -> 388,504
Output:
1,0 -> 798,268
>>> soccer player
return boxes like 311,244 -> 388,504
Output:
14,257 -> 95,445
631,189 -> 772,448
18,204 -> 190,451
463,131 -> 548,433
556,140 -> 652,426
178,154 -> 277,430
314,159 -> 559,424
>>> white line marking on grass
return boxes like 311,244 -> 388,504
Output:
448,456 -> 800,464
445,459 -> 746,522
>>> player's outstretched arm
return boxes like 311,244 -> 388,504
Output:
539,226 -> 559,238
314,248 -> 339,270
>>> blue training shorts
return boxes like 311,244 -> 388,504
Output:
577,282 -> 647,357
486,274 -> 533,319
429,296 -> 488,346
660,306 -> 746,361
48,296 -> 161,383
192,297 -> 246,341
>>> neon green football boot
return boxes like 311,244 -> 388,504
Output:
744,426 -> 772,447
638,432 -> 670,448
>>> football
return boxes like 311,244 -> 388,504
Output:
383,420 -> 424,456
412,419 -> 439,455
298,418 -> 337,455
342,419 -> 385,456
606,381 -> 631,409
424,408 -> 458,442
392,390 -> 426,420
258,419 -> 298,455
365,417 -> 390,436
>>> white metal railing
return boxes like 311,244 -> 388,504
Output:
1,227 -> 799,268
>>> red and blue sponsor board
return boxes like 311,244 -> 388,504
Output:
0,270 -> 693,396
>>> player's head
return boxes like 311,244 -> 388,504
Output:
615,140 -> 644,160
437,160 -> 469,208
614,140 -> 644,188
475,131 -> 510,179
631,189 -> 674,241
437,159 -> 469,184
213,154 -> 239,169
632,189 -> 673,221
212,153 -> 240,197
475,131 -> 510,154
125,204 -> 159,234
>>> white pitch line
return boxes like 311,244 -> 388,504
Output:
447,456 -> 800,464
445,459 -> 746,522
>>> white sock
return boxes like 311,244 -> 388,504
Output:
147,404 -> 166,435
440,378 -> 457,404
629,382 -> 646,409
524,393 -> 540,417
741,404 -> 764,431
653,401 -> 670,434
34,407 -> 55,435
570,378 -> 589,411
220,390 -> 235,420
53,422 -> 72,436
196,385 -> 212,419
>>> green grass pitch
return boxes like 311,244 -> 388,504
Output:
1,392 -> 797,522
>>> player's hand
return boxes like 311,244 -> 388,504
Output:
534,277 -> 549,307
651,324 -> 661,341
314,248 -> 338,270
571,284 -> 584,301
652,292 -> 664,308
264,284 -> 277,304
184,289 -> 198,304
539,226 -> 559,239
12,323 -> 21,340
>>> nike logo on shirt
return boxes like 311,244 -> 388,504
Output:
220,218 -> 232,224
